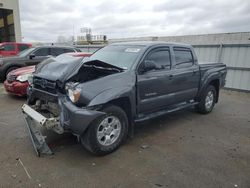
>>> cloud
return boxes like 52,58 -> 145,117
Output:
19,0 -> 250,42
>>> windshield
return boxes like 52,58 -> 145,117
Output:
18,47 -> 35,57
89,45 -> 145,69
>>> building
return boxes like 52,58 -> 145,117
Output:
0,0 -> 21,42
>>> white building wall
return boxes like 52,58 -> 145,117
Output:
0,0 -> 22,42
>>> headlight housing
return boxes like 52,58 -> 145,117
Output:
27,75 -> 33,85
66,82 -> 81,103
67,88 -> 81,103
16,73 -> 31,82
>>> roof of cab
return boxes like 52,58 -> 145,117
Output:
110,41 -> 192,48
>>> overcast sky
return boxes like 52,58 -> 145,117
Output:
19,0 -> 250,42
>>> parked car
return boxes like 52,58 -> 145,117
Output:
4,52 -> 92,97
22,42 -> 227,156
0,42 -> 32,57
0,46 -> 81,81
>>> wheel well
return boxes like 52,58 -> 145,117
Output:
209,79 -> 220,102
81,97 -> 133,140
108,97 -> 132,122
5,66 -> 22,77
107,97 -> 133,138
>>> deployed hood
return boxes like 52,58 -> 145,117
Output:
34,56 -> 85,81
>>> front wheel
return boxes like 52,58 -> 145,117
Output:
196,85 -> 217,114
81,105 -> 129,155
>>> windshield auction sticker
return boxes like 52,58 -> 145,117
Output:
125,48 -> 141,53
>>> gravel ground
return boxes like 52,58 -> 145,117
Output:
0,83 -> 249,188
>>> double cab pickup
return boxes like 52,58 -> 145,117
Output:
22,42 -> 227,156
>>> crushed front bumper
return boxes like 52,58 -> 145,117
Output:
22,98 -> 105,156
22,104 -> 62,156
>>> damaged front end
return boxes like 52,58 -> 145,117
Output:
22,57 -> 127,156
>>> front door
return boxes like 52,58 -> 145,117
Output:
137,47 -> 175,114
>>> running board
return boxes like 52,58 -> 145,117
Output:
135,102 -> 198,122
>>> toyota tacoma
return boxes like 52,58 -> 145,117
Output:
22,42 -> 227,156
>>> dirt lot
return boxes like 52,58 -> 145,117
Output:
0,83 -> 249,188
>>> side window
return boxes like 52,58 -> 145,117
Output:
174,49 -> 194,68
145,49 -> 171,70
34,48 -> 49,56
74,48 -> 82,52
3,44 -> 15,51
18,44 -> 29,52
51,48 -> 65,56
63,48 -> 75,53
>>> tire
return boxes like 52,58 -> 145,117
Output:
5,66 -> 20,80
81,105 -> 129,156
196,85 -> 217,114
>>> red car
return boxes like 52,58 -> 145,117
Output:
4,52 -> 92,97
0,42 -> 32,57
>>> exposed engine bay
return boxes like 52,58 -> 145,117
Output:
67,60 -> 123,83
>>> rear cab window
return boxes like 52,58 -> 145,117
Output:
173,47 -> 194,69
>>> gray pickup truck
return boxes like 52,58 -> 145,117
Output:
22,42 -> 227,156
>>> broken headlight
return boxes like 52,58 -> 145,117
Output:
65,82 -> 81,103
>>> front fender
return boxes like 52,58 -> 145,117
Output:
88,86 -> 134,107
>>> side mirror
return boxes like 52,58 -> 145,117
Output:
143,60 -> 157,72
29,54 -> 35,59
0,46 -> 4,51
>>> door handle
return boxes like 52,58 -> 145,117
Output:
193,70 -> 197,74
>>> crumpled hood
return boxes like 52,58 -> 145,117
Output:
34,56 -> 84,81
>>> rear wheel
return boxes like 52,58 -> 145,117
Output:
196,85 -> 217,114
81,105 -> 129,155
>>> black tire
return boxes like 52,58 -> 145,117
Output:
5,66 -> 20,80
196,85 -> 217,114
81,105 -> 129,156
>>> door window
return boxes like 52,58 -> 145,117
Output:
3,44 -> 15,51
34,48 -> 49,56
51,48 -> 65,56
174,49 -> 194,68
144,49 -> 171,70
64,48 -> 76,53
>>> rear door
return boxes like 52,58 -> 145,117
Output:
171,47 -> 200,103
137,47 -> 176,113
